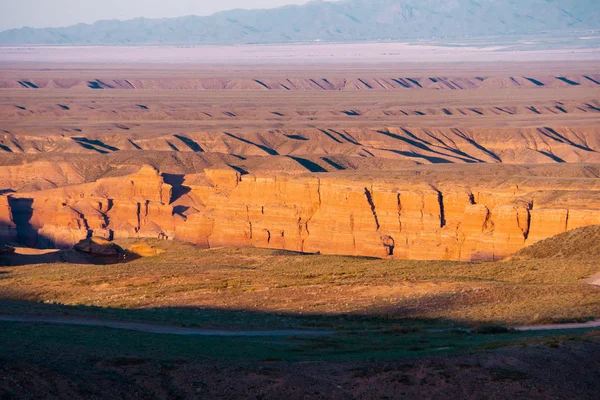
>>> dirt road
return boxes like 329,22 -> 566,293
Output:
0,315 -> 333,337
2,314 -> 600,336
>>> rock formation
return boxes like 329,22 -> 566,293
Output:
0,195 -> 17,244
74,237 -> 124,257
3,164 -> 600,261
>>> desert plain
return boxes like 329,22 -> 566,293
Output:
1,45 -> 600,398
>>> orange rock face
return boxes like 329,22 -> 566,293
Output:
3,165 -> 175,249
175,169 -> 600,260
2,165 -> 600,260
0,195 -> 17,244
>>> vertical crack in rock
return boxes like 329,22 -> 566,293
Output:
455,224 -> 465,260
136,202 -> 141,232
468,193 -> 476,205
349,213 -> 357,251
100,210 -> 109,229
517,201 -> 533,240
364,187 -> 380,231
80,212 -> 91,237
297,217 -> 304,252
397,193 -> 403,232
525,201 -> 533,240
72,207 -> 90,233
482,207 -> 492,232
317,178 -> 322,206
106,199 -> 114,213
246,205 -> 253,240
437,190 -> 446,228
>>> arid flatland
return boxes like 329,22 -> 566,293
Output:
1,54 -> 600,398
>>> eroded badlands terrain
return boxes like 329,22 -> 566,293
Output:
1,61 -> 599,260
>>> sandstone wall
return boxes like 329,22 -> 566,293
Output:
0,195 -> 17,244
3,165 -> 600,260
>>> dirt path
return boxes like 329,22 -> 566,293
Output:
0,315 -> 333,337
586,273 -> 600,287
2,314 -> 600,336
515,320 -> 600,331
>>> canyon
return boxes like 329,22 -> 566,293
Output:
1,61 -> 600,261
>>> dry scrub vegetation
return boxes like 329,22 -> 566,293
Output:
2,227 -> 600,328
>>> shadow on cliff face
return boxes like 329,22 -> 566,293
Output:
3,196 -> 126,255
161,173 -> 191,204
7,197 -> 36,248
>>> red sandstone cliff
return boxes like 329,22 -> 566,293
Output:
1,165 -> 599,261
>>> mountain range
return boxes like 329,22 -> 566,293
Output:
0,0 -> 598,45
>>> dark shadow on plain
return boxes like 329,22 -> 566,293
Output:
450,128 -> 503,163
74,142 -> 108,154
318,129 -> 343,144
167,142 -> 180,152
537,127 -> 596,152
377,129 -> 475,163
321,157 -> 345,170
524,77 -> 545,87
287,156 -> 328,172
224,132 -> 279,156
556,77 -> 580,86
284,134 -> 309,141
18,81 -> 38,89
173,135 -> 204,153
537,151 -> 565,163
254,80 -> 270,89
227,164 -> 249,176
328,129 -> 361,145
384,149 -> 453,164
128,139 -> 142,150
72,137 -> 119,152
584,76 -> 600,85
586,103 -> 600,112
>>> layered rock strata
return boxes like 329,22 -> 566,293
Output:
2,165 -> 600,261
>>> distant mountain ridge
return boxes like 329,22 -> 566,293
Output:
1,0 -> 598,45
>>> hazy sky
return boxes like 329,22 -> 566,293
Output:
0,0 -> 318,31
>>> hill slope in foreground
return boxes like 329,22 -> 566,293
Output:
512,225 -> 600,260
2,223 -> 600,398
0,0 -> 599,45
